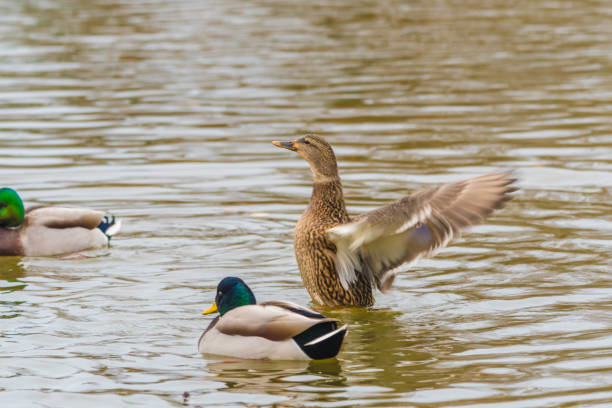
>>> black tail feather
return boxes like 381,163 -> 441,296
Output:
293,321 -> 347,360
97,213 -> 120,240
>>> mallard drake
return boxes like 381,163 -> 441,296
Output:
0,187 -> 121,256
273,135 -> 517,307
198,277 -> 347,360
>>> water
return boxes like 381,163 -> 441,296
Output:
1,0 -> 611,406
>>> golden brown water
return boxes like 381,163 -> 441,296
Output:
1,0 -> 611,406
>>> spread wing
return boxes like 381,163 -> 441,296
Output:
25,207 -> 106,230
327,171 -> 517,292
216,303 -> 337,341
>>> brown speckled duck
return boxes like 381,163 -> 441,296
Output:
273,135 -> 517,307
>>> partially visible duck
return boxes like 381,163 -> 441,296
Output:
199,277 -> 347,360
0,187 -> 121,256
273,135 -> 517,307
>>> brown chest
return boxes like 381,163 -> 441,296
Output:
0,227 -> 24,256
293,212 -> 374,307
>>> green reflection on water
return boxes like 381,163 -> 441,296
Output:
0,257 -> 27,319
0,257 -> 26,286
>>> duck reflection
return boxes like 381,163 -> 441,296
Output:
202,356 -> 345,400
0,257 -> 27,319
0,256 -> 26,287
315,306 -> 463,395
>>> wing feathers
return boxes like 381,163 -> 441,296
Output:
327,171 -> 517,292
216,304 -> 338,341
25,207 -> 106,229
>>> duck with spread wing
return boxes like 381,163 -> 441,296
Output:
273,135 -> 517,307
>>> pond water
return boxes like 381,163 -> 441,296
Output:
1,0 -> 611,407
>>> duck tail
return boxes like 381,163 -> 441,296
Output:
293,322 -> 347,360
97,213 -> 121,240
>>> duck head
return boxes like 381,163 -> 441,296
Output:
0,188 -> 25,228
202,277 -> 257,316
273,135 -> 339,183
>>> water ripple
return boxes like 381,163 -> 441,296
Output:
1,0 -> 611,407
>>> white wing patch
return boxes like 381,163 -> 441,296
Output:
329,237 -> 360,290
395,204 -> 431,234
327,203 -> 435,291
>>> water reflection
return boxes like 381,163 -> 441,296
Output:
0,257 -> 27,319
0,257 -> 26,286
199,308 -> 451,405
0,257 -> 25,281
1,0 -> 612,407
201,358 -> 345,405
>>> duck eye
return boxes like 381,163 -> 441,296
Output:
303,140 -> 311,145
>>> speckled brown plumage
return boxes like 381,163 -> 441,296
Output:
294,179 -> 374,306
273,135 -> 517,307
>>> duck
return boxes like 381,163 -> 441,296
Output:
273,135 -> 517,307
0,187 -> 121,256
198,277 -> 347,360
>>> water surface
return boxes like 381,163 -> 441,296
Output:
1,0 -> 611,407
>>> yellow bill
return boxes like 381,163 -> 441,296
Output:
202,301 -> 218,315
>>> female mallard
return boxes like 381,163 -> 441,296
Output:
199,277 -> 347,360
273,135 -> 517,307
0,187 -> 121,256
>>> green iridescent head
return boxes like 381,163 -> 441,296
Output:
0,188 -> 25,228
202,277 -> 257,316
